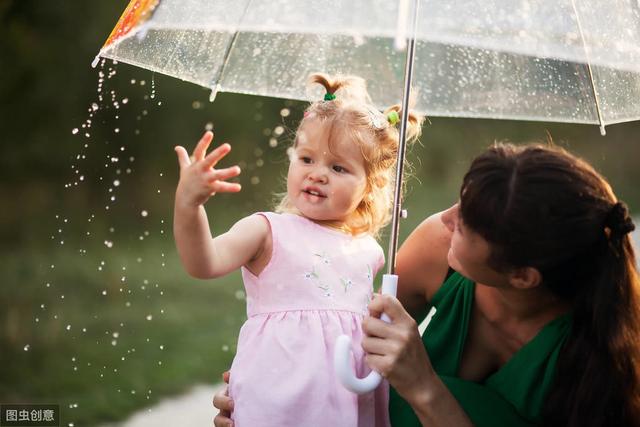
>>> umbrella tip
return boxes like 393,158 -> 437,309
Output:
209,84 -> 221,103
599,124 -> 606,136
91,54 -> 101,69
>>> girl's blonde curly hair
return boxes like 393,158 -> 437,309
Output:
276,72 -> 424,238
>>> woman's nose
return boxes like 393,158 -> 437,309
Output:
441,203 -> 458,232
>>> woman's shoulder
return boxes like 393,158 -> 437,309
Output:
396,211 -> 453,308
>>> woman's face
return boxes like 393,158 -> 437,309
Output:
441,203 -> 510,287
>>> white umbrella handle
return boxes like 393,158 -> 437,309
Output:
334,274 -> 398,394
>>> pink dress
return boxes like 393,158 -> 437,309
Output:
229,212 -> 390,427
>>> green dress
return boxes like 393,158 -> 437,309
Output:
389,271 -> 571,427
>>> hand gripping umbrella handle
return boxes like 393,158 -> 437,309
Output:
334,274 -> 398,394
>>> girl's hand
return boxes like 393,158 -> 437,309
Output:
174,131 -> 241,208
213,371 -> 234,427
362,294 -> 436,403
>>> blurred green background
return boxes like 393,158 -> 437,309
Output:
1,1 -> 639,426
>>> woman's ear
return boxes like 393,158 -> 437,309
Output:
508,266 -> 542,290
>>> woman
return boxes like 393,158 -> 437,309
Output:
213,143 -> 640,426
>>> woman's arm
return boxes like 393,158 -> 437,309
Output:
362,294 -> 474,427
396,211 -> 453,320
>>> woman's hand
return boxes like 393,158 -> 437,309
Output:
362,294 -> 436,405
212,371 -> 234,427
175,131 -> 241,208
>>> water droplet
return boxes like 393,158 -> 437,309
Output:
114,128 -> 120,133
146,314 -> 153,321
24,344 -> 30,351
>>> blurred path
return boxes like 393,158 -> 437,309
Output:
101,384 -> 223,427
106,219 -> 640,427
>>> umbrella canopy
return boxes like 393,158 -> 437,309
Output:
95,0 -> 640,130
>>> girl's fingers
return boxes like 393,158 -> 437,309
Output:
174,146 -> 191,169
193,131 -> 214,161
211,182 -> 242,193
203,143 -> 232,170
205,166 -> 241,183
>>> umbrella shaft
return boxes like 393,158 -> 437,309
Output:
388,0 -> 420,275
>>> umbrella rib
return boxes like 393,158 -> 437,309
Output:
570,0 -> 607,136
209,0 -> 255,101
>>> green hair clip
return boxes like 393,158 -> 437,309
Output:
324,92 -> 336,101
387,111 -> 400,126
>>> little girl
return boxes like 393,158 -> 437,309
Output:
173,73 -> 423,427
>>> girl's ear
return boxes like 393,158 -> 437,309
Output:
508,266 -> 542,290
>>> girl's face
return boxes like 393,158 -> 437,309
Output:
287,119 -> 368,224
441,203 -> 510,287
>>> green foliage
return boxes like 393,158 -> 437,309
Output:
1,0 -> 639,425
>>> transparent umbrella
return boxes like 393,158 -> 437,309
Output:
93,0 -> 640,393
94,0 -> 640,130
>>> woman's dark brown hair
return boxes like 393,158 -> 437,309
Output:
460,143 -> 640,426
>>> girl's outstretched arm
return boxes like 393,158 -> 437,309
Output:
173,131 -> 269,279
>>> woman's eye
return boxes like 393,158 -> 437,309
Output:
332,165 -> 346,173
301,156 -> 312,164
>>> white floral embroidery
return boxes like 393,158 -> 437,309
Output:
314,252 -> 331,265
362,292 -> 373,315
340,278 -> 354,293
303,267 -> 319,281
317,283 -> 333,298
